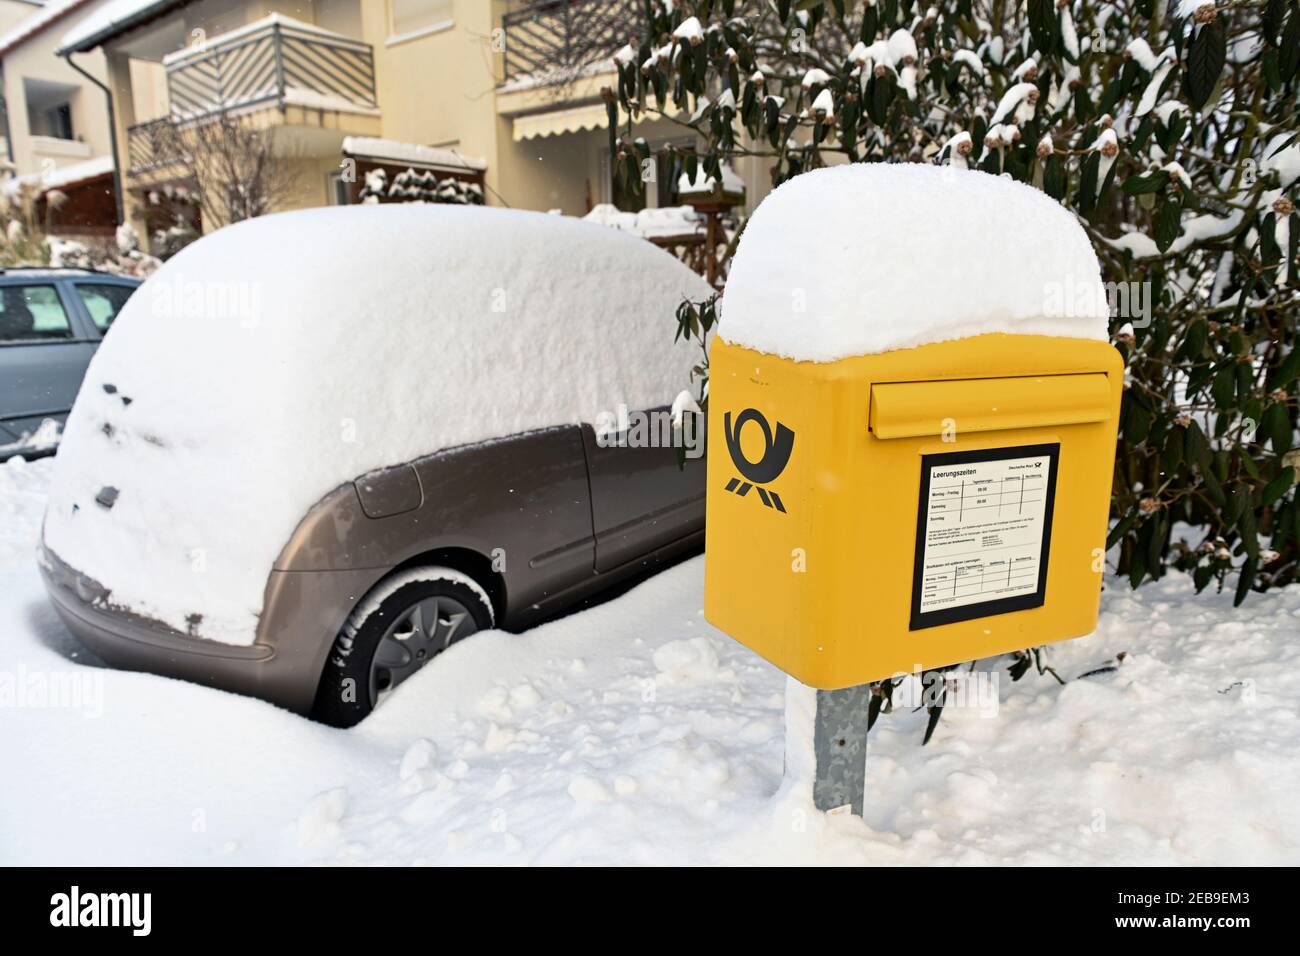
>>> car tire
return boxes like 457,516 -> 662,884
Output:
313,569 -> 494,728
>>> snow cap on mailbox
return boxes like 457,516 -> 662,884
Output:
719,163 -> 1110,360
705,163 -> 1123,691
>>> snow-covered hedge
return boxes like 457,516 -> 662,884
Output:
614,0 -> 1300,602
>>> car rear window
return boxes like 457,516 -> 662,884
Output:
0,285 -> 72,343
75,283 -> 136,333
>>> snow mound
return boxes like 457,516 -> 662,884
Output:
297,787 -> 347,847
653,636 -> 720,683
42,205 -> 710,645
720,164 -> 1109,362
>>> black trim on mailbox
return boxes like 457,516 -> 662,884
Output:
909,442 -> 1060,631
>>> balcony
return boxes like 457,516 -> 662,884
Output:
126,117 -> 179,173
501,0 -> 643,84
124,15 -> 378,176
163,15 -> 377,120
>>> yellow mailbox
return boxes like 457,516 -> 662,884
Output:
704,164 -> 1124,690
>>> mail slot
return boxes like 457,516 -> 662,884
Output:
704,332 -> 1124,689
869,373 -> 1113,439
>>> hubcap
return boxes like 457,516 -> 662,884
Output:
369,594 -> 476,706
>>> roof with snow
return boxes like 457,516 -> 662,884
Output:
57,0 -> 180,53
0,0 -> 95,55
719,164 -> 1110,362
42,204 -> 711,645
582,203 -> 701,239
2,154 -> 113,194
342,137 -> 487,173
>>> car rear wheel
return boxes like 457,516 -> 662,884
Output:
313,569 -> 494,727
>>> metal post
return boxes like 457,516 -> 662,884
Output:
272,22 -> 286,112
786,678 -> 871,816
812,685 -> 872,815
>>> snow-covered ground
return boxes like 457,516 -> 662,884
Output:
3,455 -> 1298,865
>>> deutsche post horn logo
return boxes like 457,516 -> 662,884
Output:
723,408 -> 795,513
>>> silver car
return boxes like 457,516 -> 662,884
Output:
0,268 -> 140,459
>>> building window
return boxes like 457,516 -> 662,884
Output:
389,0 -> 453,40
327,171 -> 350,205
47,104 -> 73,140
24,78 -> 79,140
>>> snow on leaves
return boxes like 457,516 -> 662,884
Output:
608,0 -> 1300,603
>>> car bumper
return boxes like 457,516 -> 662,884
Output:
39,544 -> 379,715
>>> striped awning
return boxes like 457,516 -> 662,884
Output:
511,103 -> 612,142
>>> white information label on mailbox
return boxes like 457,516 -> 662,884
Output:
910,444 -> 1059,630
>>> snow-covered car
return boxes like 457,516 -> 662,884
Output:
38,205 -> 711,726
0,269 -> 140,461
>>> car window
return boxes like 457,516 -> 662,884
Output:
0,285 -> 73,343
75,283 -> 136,333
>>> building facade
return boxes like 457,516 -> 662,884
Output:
54,0 -> 768,258
0,0 -> 135,235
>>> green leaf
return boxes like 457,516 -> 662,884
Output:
605,98 -> 618,160
1201,464 -> 1226,505
867,688 -> 885,731
1263,0 -> 1288,45
1193,563 -> 1214,592
1107,511 -> 1138,550
1161,426 -> 1184,471
1122,169 -> 1170,196
1028,0 -> 1057,54
1240,451 -> 1262,480
921,707 -> 943,745
1153,194 -> 1183,252
1186,419 -> 1208,463
1043,154 -> 1067,200
1077,151 -> 1099,214
1210,366 -> 1235,409
1226,484 -> 1250,525
1263,48 -> 1283,91
1185,19 -> 1227,111
1260,402 -> 1293,454
868,72 -> 895,125
1261,468 -> 1295,508
1128,543 -> 1148,588
1124,398 -> 1153,443
1233,556 -> 1257,607
1281,9 -> 1300,81
1183,318 -> 1209,359
860,6 -> 878,42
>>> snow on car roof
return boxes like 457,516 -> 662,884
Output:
43,204 -> 711,645
719,163 -> 1109,363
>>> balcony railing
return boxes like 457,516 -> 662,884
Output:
127,117 -> 181,173
501,0 -> 643,83
163,16 -> 377,121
